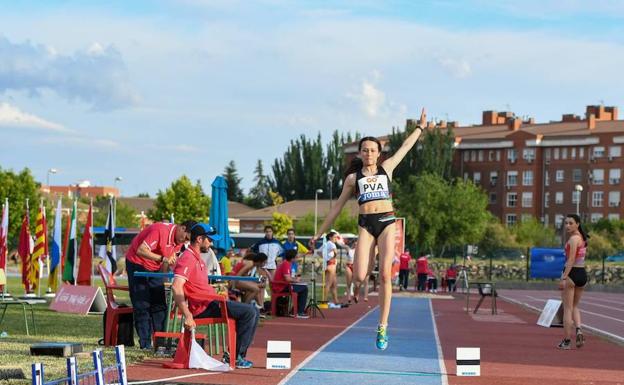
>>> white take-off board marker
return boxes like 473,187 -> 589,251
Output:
266,341 -> 291,370
456,347 -> 480,376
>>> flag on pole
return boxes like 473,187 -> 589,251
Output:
48,198 -> 62,292
98,197 -> 117,273
0,199 -> 8,291
30,202 -> 47,291
62,200 -> 77,284
77,201 -> 93,286
18,200 -> 32,292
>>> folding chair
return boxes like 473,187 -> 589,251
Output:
270,280 -> 297,317
98,264 -> 133,346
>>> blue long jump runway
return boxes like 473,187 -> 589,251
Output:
281,297 -> 448,385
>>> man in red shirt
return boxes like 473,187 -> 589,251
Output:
398,250 -> 411,291
172,223 -> 258,369
125,220 -> 196,349
416,254 -> 429,292
272,249 -> 309,318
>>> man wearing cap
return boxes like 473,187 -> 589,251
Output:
126,220 -> 196,349
172,223 -> 258,369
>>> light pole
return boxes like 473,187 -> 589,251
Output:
114,176 -> 123,196
46,168 -> 58,189
314,188 -> 323,236
574,184 -> 583,216
328,172 -> 334,210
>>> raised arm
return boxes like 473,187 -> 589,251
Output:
312,173 -> 356,241
382,108 -> 427,175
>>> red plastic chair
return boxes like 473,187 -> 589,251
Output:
98,264 -> 133,346
163,290 -> 236,369
270,281 -> 297,317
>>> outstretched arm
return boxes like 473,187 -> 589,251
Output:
382,108 -> 427,175
311,174 -> 356,242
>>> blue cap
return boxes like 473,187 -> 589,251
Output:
190,223 -> 222,241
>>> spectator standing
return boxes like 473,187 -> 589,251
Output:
416,254 -> 429,292
251,225 -> 283,279
398,250 -> 411,291
281,228 -> 308,275
445,264 -> 457,292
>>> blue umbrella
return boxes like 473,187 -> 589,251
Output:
209,176 -> 234,258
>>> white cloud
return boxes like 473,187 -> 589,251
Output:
146,144 -> 201,153
437,57 -> 472,79
346,71 -> 406,119
0,102 -> 71,132
40,135 -> 120,149
0,37 -> 139,111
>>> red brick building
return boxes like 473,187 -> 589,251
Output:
345,105 -> 624,228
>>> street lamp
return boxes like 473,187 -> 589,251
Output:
114,176 -> 123,196
574,184 -> 583,216
46,168 -> 58,188
314,188 -> 323,236
328,172 -> 334,210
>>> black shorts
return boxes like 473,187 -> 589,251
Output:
567,267 -> 587,287
358,212 -> 396,239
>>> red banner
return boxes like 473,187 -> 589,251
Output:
391,218 -> 406,279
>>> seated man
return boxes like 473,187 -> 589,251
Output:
172,223 -> 259,369
272,249 -> 309,318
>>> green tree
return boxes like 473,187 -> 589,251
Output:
91,197 -> 139,228
245,160 -> 272,208
270,211 -> 294,238
294,212 -> 315,236
332,207 -> 358,234
223,160 -> 245,203
388,121 -> 455,185
586,231 -> 615,260
137,192 -> 150,198
394,173 -> 489,256
0,167 -> 42,249
512,218 -> 559,248
478,218 -> 518,257
148,175 -> 210,223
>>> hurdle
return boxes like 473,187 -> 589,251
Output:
31,345 -> 127,385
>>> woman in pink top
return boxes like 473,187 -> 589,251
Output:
558,214 -> 589,350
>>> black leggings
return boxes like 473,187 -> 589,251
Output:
358,212 -> 396,238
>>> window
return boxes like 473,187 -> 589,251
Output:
609,146 -> 621,158
473,172 -> 481,184
592,191 -> 604,207
609,169 -> 621,184
555,192 -> 564,204
490,171 -> 498,186
506,214 -> 517,227
579,147 -> 585,159
488,150 -> 495,161
545,148 -> 551,161
561,147 -> 568,160
545,170 -> 550,186
608,213 -> 621,220
523,148 -> 535,161
555,170 -> 564,182
478,150 -> 484,162
571,148 -> 576,159
507,171 -> 518,186
489,193 -> 497,204
507,192 -> 518,207
522,192 -> 533,207
572,168 -> 582,182
554,148 -> 560,160
592,169 -> 604,185
572,191 -> 580,204
523,170 -> 533,186
496,150 -> 501,162
470,150 -> 477,162
507,149 -> 517,163
521,214 -> 532,222
463,151 -> 469,162
591,213 -> 603,223
463,172 -> 469,181
609,191 -> 620,207
544,192 -> 550,208
555,214 -> 564,229
593,146 -> 606,158
544,215 -> 549,225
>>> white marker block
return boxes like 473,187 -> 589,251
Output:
266,341 -> 291,370
456,347 -> 480,376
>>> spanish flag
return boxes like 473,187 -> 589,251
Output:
29,202 -> 47,291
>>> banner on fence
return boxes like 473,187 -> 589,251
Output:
530,248 -> 565,279
50,284 -> 106,315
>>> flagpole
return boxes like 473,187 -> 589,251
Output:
25,198 -> 30,295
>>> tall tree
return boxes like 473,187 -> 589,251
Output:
270,130 -> 359,200
148,175 -> 211,222
245,160 -> 272,208
0,167 -> 42,249
388,121 -> 455,185
223,160 -> 245,203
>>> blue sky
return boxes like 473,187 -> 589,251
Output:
1,0 -> 623,197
